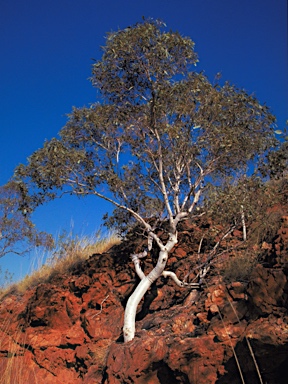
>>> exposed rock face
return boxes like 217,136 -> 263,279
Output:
0,212 -> 287,383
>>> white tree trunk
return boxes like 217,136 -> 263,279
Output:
123,233 -> 177,342
240,205 -> 247,241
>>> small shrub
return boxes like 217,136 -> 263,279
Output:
222,250 -> 258,283
248,210 -> 283,245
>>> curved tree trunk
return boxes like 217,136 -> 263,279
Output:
123,233 -> 177,342
123,249 -> 168,342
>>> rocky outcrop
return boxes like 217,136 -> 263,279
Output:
0,211 -> 287,383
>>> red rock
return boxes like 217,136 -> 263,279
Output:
196,311 -> 209,323
228,281 -> 248,301
0,219 -> 287,384
247,264 -> 287,315
173,246 -> 187,258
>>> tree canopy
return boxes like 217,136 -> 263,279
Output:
16,20 -> 278,235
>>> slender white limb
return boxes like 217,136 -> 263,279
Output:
181,263 -> 211,286
240,205 -> 247,241
181,164 -> 203,211
187,188 -> 202,213
198,265 -> 210,284
198,236 -> 204,254
154,128 -> 175,229
131,251 -> 147,280
147,232 -> 153,251
162,271 -> 200,288
116,139 -> 122,164
172,212 -> 186,228
91,295 -> 109,318
131,250 -> 148,259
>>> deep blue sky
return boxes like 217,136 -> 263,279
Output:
0,0 -> 287,282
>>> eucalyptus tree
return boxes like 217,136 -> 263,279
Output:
15,20 -> 277,342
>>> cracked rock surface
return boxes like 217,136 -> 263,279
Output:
0,211 -> 287,383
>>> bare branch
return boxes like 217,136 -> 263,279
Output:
131,251 -> 147,280
162,271 -> 200,288
91,295 -> 110,318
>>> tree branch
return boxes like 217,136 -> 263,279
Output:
162,271 -> 200,288
154,128 -> 175,228
131,251 -> 147,280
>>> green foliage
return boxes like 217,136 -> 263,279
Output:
0,181 -> 54,258
15,19 -> 279,235
205,175 -> 286,242
91,19 -> 198,103
204,174 -> 286,283
263,138 -> 288,179
205,176 -> 265,226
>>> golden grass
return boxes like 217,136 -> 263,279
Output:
0,324 -> 35,384
0,231 -> 121,297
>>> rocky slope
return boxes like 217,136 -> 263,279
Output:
0,211 -> 287,384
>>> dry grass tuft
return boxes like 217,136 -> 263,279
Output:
222,249 -> 258,283
0,231 -> 121,297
